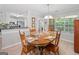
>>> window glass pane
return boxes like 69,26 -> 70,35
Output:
55,17 -> 74,32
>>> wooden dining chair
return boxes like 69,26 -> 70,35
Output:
48,27 -> 52,32
30,28 -> 36,37
19,31 -> 35,55
45,31 -> 61,55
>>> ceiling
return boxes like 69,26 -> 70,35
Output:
0,4 -> 79,17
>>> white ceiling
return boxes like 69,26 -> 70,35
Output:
0,4 -> 79,17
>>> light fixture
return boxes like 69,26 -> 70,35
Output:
60,15 -> 78,18
44,4 -> 53,19
44,15 -> 53,19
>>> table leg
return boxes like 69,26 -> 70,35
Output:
38,46 -> 43,55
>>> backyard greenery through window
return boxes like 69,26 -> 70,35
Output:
55,18 -> 74,32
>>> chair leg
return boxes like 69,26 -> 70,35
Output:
54,52 -> 57,55
29,51 -> 32,55
57,51 -> 59,55
21,49 -> 26,55
21,51 -> 24,55
57,48 -> 59,55
21,49 -> 23,55
55,50 -> 59,55
57,49 -> 59,55
53,47 -> 59,55
32,49 -> 36,55
44,49 -> 50,55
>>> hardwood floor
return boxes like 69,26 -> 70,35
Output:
0,40 -> 79,55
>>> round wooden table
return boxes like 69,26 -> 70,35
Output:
27,31 -> 56,55
31,37 -> 53,55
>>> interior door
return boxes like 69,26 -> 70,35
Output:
74,20 -> 79,53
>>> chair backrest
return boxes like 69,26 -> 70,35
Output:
54,31 -> 61,46
30,28 -> 36,32
50,31 -> 57,37
48,27 -> 52,32
19,31 -> 27,47
30,28 -> 36,37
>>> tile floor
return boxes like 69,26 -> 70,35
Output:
0,40 -> 79,55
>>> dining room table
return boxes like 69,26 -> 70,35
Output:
27,31 -> 56,55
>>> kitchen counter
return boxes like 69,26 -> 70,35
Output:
1,27 -> 28,30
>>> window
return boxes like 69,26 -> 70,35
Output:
55,18 -> 64,31
55,18 -> 74,32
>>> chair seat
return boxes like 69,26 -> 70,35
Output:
47,43 -> 55,47
46,43 -> 59,52
23,44 -> 35,53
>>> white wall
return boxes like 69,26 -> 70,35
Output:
0,34 -> 2,49
26,10 -> 43,31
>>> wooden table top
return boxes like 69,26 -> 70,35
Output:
30,36 -> 54,46
31,39 -> 51,45
27,31 -> 56,46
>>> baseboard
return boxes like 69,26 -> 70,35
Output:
61,38 -> 74,44
2,42 -> 21,49
1,39 -> 73,49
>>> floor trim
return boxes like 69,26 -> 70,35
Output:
1,39 -> 73,50
61,38 -> 74,44
2,42 -> 21,49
